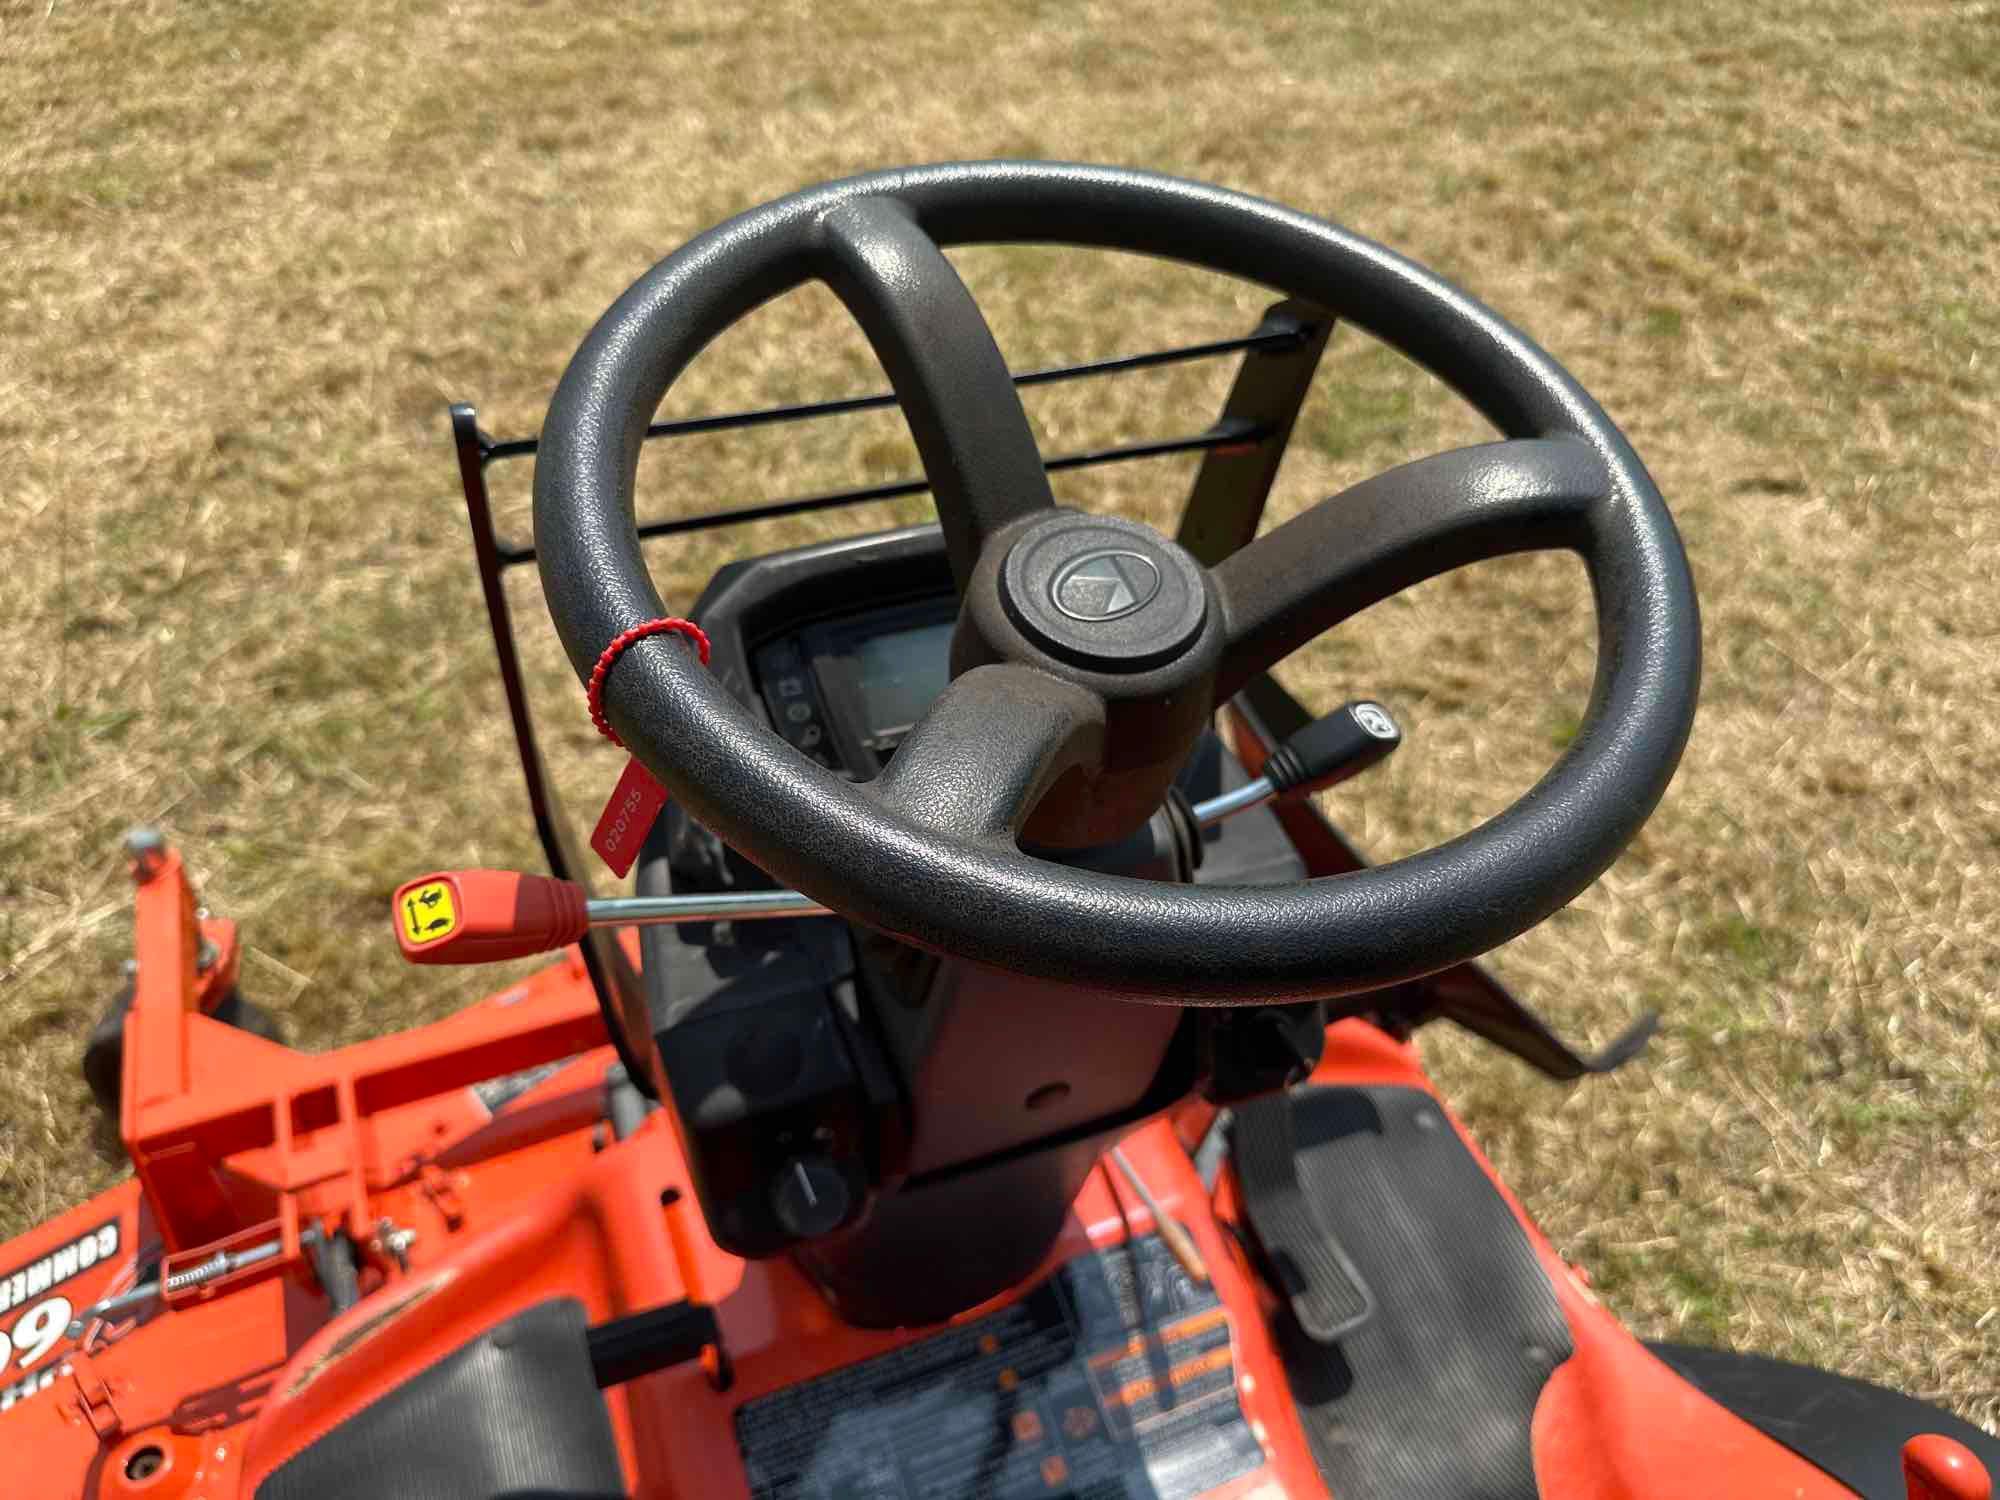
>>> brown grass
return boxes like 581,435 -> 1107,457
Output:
3,0 -> 1996,1426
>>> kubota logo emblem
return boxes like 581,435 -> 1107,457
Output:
1051,550 -> 1161,622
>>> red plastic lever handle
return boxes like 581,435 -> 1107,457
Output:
391,870 -> 589,965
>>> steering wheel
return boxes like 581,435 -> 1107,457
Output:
534,162 -> 1699,1004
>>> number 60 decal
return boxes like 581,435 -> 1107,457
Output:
1,1298 -> 73,1372
0,1220 -> 121,1398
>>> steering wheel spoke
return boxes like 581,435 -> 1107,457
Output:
816,196 -> 1057,589
1211,437 -> 1612,700
868,663 -> 1104,841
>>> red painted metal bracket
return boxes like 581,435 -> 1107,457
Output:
118,839 -> 610,1256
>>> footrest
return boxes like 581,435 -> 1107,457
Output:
1231,1090 -> 1374,1341
1230,1085 -> 1572,1500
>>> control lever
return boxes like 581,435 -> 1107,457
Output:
392,871 -> 824,964
1193,698 -> 1401,827
1110,1145 -> 1209,1285
391,700 -> 1402,965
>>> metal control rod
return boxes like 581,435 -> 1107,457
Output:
66,1227 -> 320,1339
1187,776 -> 1276,828
393,701 -> 1400,965
583,888 -> 830,929
578,779 -> 1275,931
575,698 -> 1400,932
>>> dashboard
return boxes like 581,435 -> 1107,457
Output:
689,523 -> 962,780
752,597 -> 956,776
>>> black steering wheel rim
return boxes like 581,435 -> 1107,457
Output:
534,161 -> 1700,1004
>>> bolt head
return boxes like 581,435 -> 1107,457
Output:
123,826 -> 167,881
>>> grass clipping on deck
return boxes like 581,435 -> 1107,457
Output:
2,0 -> 1996,1427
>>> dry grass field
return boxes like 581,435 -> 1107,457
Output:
4,0 -> 1997,1427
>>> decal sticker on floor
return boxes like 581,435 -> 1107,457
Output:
736,1233 -> 1264,1500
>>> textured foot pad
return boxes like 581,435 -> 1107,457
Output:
1232,1085 -> 1572,1500
1232,1091 -> 1374,1340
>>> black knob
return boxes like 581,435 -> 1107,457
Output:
1263,700 -> 1402,797
770,1157 -> 852,1239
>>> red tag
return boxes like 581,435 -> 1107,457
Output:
591,756 -> 669,878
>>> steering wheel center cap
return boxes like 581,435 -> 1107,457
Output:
1000,514 -> 1208,671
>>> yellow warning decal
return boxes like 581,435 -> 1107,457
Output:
400,880 -> 457,945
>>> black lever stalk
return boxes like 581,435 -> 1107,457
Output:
1262,700 -> 1402,796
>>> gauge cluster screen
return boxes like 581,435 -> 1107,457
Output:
753,597 -> 958,777
848,620 -> 955,744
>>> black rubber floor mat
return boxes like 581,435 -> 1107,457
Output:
1236,1085 -> 1571,1500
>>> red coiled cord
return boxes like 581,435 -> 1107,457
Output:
585,618 -> 711,749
